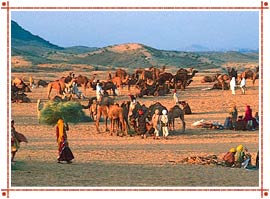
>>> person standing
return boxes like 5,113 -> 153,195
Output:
56,119 -> 74,163
96,80 -> 103,103
230,77 -> 236,95
173,89 -> 179,104
160,109 -> 169,139
229,105 -> 238,130
137,109 -> 148,139
240,76 -> 246,94
11,119 -> 28,162
151,109 -> 160,139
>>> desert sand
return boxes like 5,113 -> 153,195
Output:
11,70 -> 259,187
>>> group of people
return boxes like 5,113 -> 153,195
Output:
229,68 -> 247,95
222,144 -> 258,169
224,104 -> 259,131
135,107 -> 169,140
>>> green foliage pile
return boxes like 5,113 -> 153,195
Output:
40,101 -> 90,125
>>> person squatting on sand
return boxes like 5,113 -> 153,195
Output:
160,109 -> 169,139
151,109 -> 161,139
56,119 -> 74,164
222,148 -> 236,167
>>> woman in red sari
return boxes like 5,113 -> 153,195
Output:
56,119 -> 74,163
244,105 -> 254,130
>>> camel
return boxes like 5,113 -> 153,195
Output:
115,68 -> 128,79
110,75 -> 129,89
211,81 -> 230,90
156,72 -> 174,85
239,66 -> 259,85
168,105 -> 186,133
174,69 -> 198,90
149,66 -> 166,80
47,76 -> 77,99
12,78 -> 31,92
95,96 -> 114,133
75,75 -> 89,93
201,75 -> 217,83
11,92 -> 31,103
108,104 -> 127,136
47,80 -> 66,99
215,73 -> 230,90
35,79 -> 48,87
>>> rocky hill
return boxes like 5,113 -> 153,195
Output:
11,20 -> 259,72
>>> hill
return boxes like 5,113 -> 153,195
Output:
11,20 -> 259,72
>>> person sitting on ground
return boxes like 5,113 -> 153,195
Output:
222,148 -> 236,167
235,144 -> 251,168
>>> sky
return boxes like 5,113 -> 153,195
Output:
11,11 -> 259,51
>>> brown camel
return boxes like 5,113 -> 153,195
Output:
239,66 -> 259,85
216,73 -> 230,90
168,105 -> 186,133
75,75 -> 90,93
47,80 -> 64,99
174,69 -> 198,90
110,75 -> 129,88
115,68 -> 128,79
95,96 -> 114,133
47,77 -> 75,99
201,75 -> 217,83
108,104 -> 127,136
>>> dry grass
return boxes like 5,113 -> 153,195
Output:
11,69 -> 259,187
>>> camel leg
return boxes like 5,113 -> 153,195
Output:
95,113 -> 101,133
110,119 -> 113,136
105,117 -> 109,132
180,114 -> 186,133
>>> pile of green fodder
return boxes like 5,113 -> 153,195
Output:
40,101 -> 90,125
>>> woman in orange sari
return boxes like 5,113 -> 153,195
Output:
56,119 -> 74,163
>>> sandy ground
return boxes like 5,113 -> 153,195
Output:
11,71 -> 259,187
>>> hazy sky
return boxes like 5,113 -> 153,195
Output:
11,11 -> 259,51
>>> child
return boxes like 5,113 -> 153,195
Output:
160,109 -> 169,139
173,89 -> 179,104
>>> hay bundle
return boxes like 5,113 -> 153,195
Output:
40,101 -> 89,125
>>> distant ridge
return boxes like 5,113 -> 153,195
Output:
11,20 -> 259,71
11,20 -> 63,49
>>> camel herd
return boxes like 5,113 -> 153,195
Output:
11,65 -> 259,137
201,66 -> 259,90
